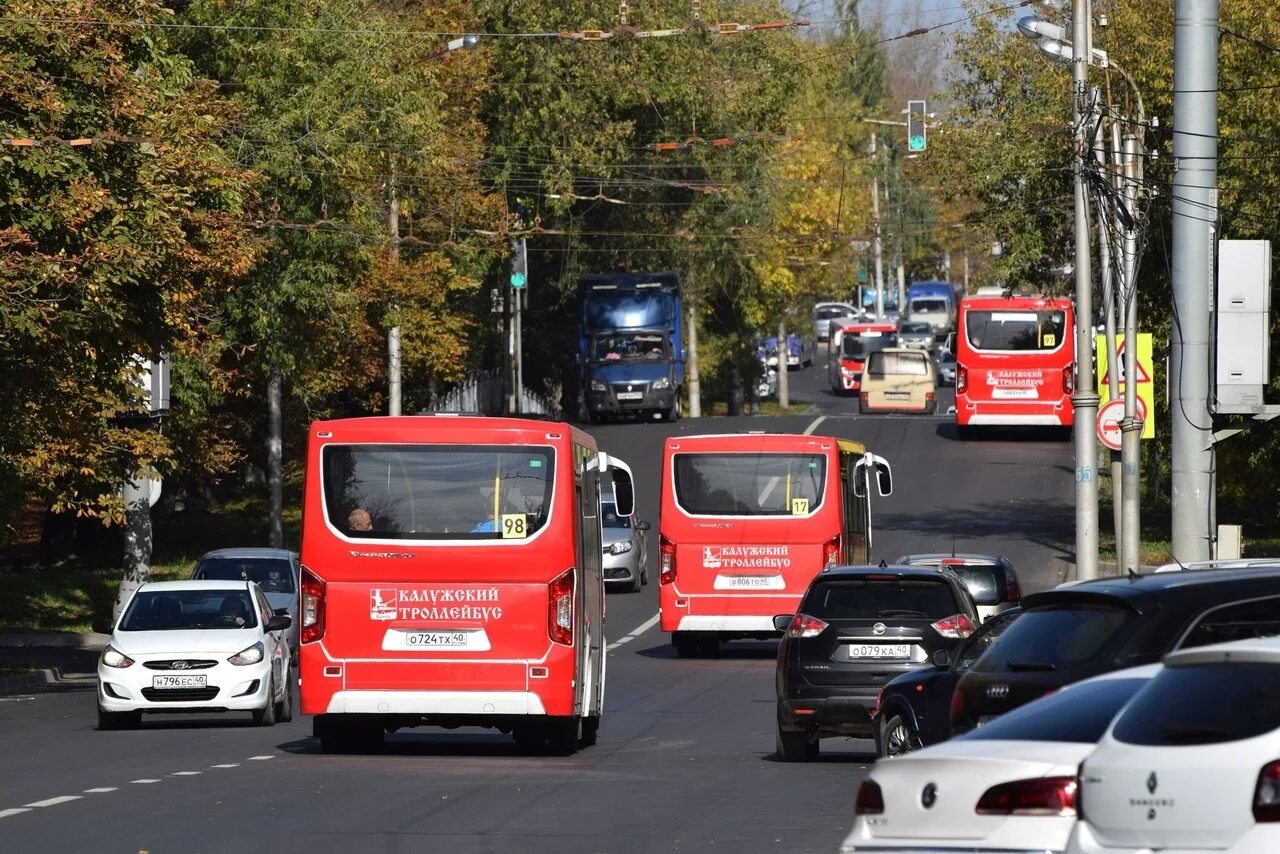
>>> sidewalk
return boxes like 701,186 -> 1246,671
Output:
0,631 -> 107,697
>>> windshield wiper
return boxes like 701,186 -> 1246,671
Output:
1159,725 -> 1236,745
1005,659 -> 1058,672
878,609 -> 928,618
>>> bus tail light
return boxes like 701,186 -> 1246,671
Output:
300,566 -> 326,644
784,614 -> 828,639
932,613 -> 975,639
1063,363 -> 1076,395
823,535 -> 840,568
659,535 -> 676,585
956,364 -> 968,394
548,567 -> 575,646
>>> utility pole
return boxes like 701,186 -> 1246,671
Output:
1120,133 -> 1143,574
687,298 -> 701,418
267,367 -> 283,548
1170,0 -> 1218,562
387,177 -> 402,416
1070,1 -> 1100,580
1096,114 -> 1123,554
870,133 -> 885,317
777,318 -> 790,409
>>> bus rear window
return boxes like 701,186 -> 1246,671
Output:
965,310 -> 1067,352
673,453 -> 825,516
322,444 -> 553,540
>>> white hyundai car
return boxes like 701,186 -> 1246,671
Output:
1068,637 -> 1280,854
97,579 -> 293,730
841,664 -> 1161,854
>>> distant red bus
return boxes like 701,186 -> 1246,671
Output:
954,295 -> 1076,433
827,321 -> 901,394
299,415 -> 634,754
657,432 -> 892,657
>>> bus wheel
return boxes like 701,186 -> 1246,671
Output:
698,636 -> 720,657
317,716 -> 382,754
580,715 -> 600,748
545,716 -> 580,756
955,425 -> 975,440
673,632 -> 700,659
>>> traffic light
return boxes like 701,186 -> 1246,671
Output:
510,237 -> 527,288
907,100 -> 927,153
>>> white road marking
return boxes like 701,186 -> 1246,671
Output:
170,771 -> 201,776
24,796 -> 80,808
83,788 -> 117,794
247,755 -> 273,761
803,415 -> 827,435
0,809 -> 32,819
131,779 -> 161,784
210,764 -> 239,769
606,613 -> 661,652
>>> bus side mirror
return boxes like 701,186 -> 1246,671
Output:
852,453 -> 892,498
598,452 -> 637,517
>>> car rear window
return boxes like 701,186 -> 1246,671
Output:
1111,663 -> 1280,746
194,557 -> 296,593
803,578 -> 961,620
970,605 -> 1132,673
958,678 -> 1149,743
949,565 -> 1004,606
867,351 -> 929,378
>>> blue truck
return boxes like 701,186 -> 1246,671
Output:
577,271 -> 684,423
906,280 -> 964,339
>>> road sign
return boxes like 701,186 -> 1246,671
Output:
1096,396 -> 1148,452
1095,333 -> 1155,439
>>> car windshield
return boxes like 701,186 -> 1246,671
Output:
900,323 -> 932,335
1112,663 -> 1280,746
673,452 -> 826,516
965,309 -> 1067,352
802,577 -> 961,620
843,334 -> 896,359
323,444 -> 553,539
958,678 -> 1150,743
121,589 -> 258,631
194,557 -> 296,594
593,332 -> 668,362
601,501 -> 631,529
970,605 -> 1132,673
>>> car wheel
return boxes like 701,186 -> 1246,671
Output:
776,722 -> 818,762
880,714 -> 917,758
253,676 -> 277,727
275,672 -> 294,723
98,707 -> 140,731
580,715 -> 600,748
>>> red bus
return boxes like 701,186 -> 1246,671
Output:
298,415 -> 634,754
827,321 -> 901,394
954,295 -> 1076,434
657,432 -> 893,657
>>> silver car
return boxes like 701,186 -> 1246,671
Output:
897,320 -> 936,352
812,302 -> 863,342
602,498 -> 650,592
191,548 -> 299,658
936,349 -> 956,386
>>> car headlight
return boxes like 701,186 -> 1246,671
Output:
228,641 -> 264,666
590,379 -> 607,392
100,645 -> 135,669
652,377 -> 670,390
607,541 -> 634,555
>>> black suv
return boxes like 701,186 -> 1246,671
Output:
774,564 -> 979,761
873,606 -> 1021,757
951,566 -> 1280,735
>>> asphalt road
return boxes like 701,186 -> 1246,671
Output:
0,374 -> 1073,853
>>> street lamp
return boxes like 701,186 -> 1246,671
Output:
447,34 -> 480,53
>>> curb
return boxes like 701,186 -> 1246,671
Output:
0,632 -> 109,651
0,667 -> 64,697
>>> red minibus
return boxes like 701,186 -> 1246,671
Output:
657,432 -> 892,657
827,321 -> 901,394
298,415 -> 634,754
954,295 -> 1076,434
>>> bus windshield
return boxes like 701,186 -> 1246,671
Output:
965,309 -> 1067,352
843,333 -> 896,359
322,444 -> 553,540
673,453 -> 826,516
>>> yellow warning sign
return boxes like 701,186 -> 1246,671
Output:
1095,333 -> 1155,439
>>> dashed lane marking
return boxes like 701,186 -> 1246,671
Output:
0,809 -> 32,819
803,415 -> 827,435
131,779 -> 161,784
210,764 -> 239,768
606,613 -> 661,652
247,755 -> 274,761
24,796 -> 80,808
83,788 -> 117,794
170,772 -> 201,776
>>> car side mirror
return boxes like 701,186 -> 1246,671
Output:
273,607 -> 290,617
636,520 -> 651,531
773,614 -> 794,633
267,615 -> 292,632
932,649 -> 951,668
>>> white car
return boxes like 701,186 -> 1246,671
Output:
97,580 -> 293,730
842,664 -> 1161,854
1068,637 -> 1280,854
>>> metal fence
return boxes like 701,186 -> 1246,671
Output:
427,370 -> 562,420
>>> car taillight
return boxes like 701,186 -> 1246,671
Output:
548,567 -> 575,646
1063,363 -> 1076,395
855,780 -> 884,815
823,535 -> 840,568
659,535 -> 676,585
1253,760 -> 1280,821
926,390 -> 936,400
956,364 -> 968,393
300,566 -> 326,644
932,613 -> 975,639
1007,577 -> 1022,603
784,613 -> 828,639
842,358 -> 858,370
975,776 -> 1077,816
859,392 -> 869,403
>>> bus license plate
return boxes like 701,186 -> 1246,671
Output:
152,675 -> 206,690
616,391 -> 644,400
992,388 -> 1038,399
404,631 -> 469,648
383,628 -> 491,652
847,644 -> 909,660
714,574 -> 785,590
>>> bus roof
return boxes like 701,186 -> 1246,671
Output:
959,295 -> 1073,311
664,433 -> 867,456
308,415 -> 594,447
837,321 -> 899,334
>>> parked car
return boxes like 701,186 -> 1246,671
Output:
858,348 -> 937,414
951,566 -> 1280,736
602,494 -> 650,592
936,348 -> 957,386
757,335 -> 815,369
873,607 -> 1022,757
192,547 -> 299,657
846,663 -> 1162,854
896,553 -> 1022,622
1069,637 -> 1280,854
897,320 -> 937,352
97,580 -> 293,730
774,564 -> 980,761
813,302 -> 864,341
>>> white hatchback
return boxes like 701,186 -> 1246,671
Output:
97,579 -> 293,729
1068,637 -> 1280,854
842,664 -> 1161,854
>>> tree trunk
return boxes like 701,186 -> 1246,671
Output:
777,318 -> 790,409
267,367 -> 284,549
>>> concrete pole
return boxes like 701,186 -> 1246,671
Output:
267,367 -> 284,549
686,299 -> 701,418
515,286 -> 524,414
1170,0 -> 1218,562
114,472 -> 153,622
387,179 -> 402,416
777,318 -> 790,409
870,134 -> 885,318
1096,117 -> 1123,553
1120,133 -> 1143,573
1071,3 -> 1100,580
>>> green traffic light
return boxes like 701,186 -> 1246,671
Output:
909,135 -> 926,152
510,273 -> 527,288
